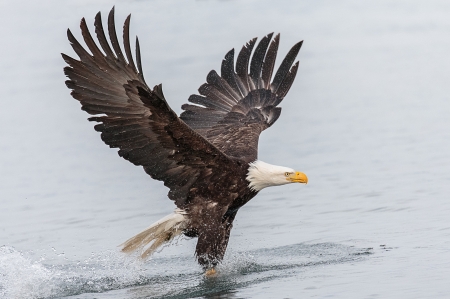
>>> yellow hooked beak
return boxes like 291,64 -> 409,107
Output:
287,171 -> 308,184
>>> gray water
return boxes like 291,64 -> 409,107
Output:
1,0 -> 450,298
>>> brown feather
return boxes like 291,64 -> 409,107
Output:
181,34 -> 302,162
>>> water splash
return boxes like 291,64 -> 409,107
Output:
0,246 -> 56,299
0,243 -> 371,299
0,246 -> 148,299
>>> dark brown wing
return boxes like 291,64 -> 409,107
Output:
180,34 -> 303,163
62,8 -> 231,207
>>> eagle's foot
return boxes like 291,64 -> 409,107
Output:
205,268 -> 217,277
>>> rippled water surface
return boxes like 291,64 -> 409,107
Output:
1,0 -> 450,298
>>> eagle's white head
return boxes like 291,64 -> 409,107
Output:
246,160 -> 308,192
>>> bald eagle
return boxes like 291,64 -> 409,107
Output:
63,7 -> 308,276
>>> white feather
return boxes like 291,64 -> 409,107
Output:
246,160 -> 295,191
121,208 -> 189,258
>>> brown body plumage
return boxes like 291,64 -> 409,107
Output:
63,7 -> 304,271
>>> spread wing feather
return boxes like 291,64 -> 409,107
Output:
180,34 -> 303,162
249,32 -> 273,88
63,7 -> 231,207
261,34 -> 279,89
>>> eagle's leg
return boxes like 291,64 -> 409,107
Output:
196,211 -> 236,276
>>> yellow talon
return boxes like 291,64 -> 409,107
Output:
205,268 -> 217,276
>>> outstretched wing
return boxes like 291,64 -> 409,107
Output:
180,34 -> 302,163
62,8 -> 231,208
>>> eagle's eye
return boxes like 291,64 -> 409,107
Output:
285,172 -> 290,177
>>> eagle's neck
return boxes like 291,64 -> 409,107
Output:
246,160 -> 292,192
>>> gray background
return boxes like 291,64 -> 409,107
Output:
1,0 -> 449,298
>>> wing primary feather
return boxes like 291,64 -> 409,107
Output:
271,40 -> 303,94
136,36 -> 145,82
220,49 -> 244,98
94,12 -> 116,59
107,7 -> 126,62
67,29 -> 96,65
236,37 -> 257,91
123,14 -> 138,73
249,32 -> 273,86
261,33 -> 279,89
80,18 -> 105,60
275,61 -> 299,100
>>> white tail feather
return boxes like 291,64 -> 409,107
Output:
121,209 -> 188,258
